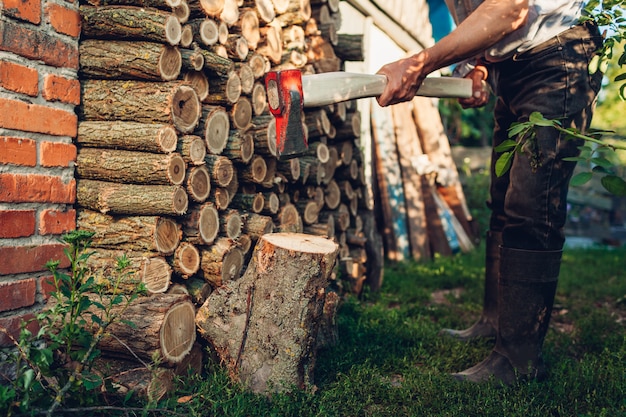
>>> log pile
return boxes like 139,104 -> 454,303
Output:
75,0 -> 379,397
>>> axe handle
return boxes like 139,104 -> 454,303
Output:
301,72 -> 478,108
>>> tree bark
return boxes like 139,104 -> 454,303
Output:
195,233 -> 338,393
223,130 -> 254,164
78,209 -> 181,255
199,237 -> 244,286
80,5 -> 182,46
85,248 -> 172,294
178,134 -> 207,166
205,154 -> 235,187
80,80 -> 201,134
79,39 -> 181,81
77,121 -> 178,154
77,179 -> 189,216
76,148 -> 187,186
86,293 -> 196,366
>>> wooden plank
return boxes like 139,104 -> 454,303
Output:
390,102 -> 430,261
411,96 -> 476,250
370,100 -> 409,261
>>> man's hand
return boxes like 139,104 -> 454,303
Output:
458,64 -> 490,109
376,52 -> 429,107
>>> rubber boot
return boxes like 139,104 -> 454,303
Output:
439,231 -> 501,340
452,247 -> 562,385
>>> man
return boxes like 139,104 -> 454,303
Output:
376,0 -> 603,384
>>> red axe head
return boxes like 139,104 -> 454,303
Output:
265,69 -> 308,159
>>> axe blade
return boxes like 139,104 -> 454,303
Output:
265,70 -> 308,159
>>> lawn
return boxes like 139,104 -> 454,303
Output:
166,242 -> 626,417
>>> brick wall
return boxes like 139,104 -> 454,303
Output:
0,0 -> 80,346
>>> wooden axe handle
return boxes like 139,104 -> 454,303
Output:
301,72 -> 478,108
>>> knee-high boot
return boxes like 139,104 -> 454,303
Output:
452,247 -> 562,385
440,231 -> 501,340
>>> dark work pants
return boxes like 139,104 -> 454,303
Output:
488,21 -> 604,251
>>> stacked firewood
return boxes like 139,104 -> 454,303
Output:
74,0 -> 377,398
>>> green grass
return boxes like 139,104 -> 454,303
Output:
161,244 -> 626,417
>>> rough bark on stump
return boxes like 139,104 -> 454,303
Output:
195,233 -> 338,393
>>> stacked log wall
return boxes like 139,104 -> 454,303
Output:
75,0 -> 378,395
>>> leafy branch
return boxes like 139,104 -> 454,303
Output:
495,112 -> 626,196
583,0 -> 626,99
0,230 -> 147,416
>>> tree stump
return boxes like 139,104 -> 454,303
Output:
195,232 -> 338,393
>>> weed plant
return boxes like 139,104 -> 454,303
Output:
166,243 -> 626,417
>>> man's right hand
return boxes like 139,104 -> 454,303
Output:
458,64 -> 490,109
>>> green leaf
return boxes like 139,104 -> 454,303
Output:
91,314 -> 103,325
495,152 -> 513,177
615,72 -> 626,82
529,112 -> 556,127
601,175 -> 626,196
563,156 -> 585,162
570,172 -> 593,186
590,156 -> 614,168
620,83 -> 626,101
82,371 -> 103,391
507,123 -> 529,138
21,369 -> 35,390
121,319 -> 137,329
589,54 -> 600,74
578,145 -> 594,159
592,165 -> 612,174
495,139 -> 517,152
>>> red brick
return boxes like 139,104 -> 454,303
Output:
0,313 -> 39,347
0,60 -> 39,96
0,0 -> 41,24
0,173 -> 76,204
0,97 -> 77,137
39,275 -> 57,300
0,19 -> 78,69
0,244 -> 70,275
0,210 -> 36,238
0,136 -> 37,167
39,208 -> 76,235
46,3 -> 81,38
43,74 -> 80,105
0,279 -> 36,312
40,141 -> 77,167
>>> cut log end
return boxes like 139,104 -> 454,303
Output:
204,107 -> 230,154
187,165 -> 211,202
263,232 -> 337,255
158,45 -> 183,81
171,85 -> 201,134
155,217 -> 182,255
143,257 -> 172,294
165,16 -> 183,45
159,125 -> 179,153
160,300 -> 197,363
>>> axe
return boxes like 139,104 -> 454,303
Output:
265,69 -> 480,159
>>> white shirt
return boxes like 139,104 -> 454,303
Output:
444,0 -> 585,62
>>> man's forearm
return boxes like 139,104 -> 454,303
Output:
422,0 -> 529,74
